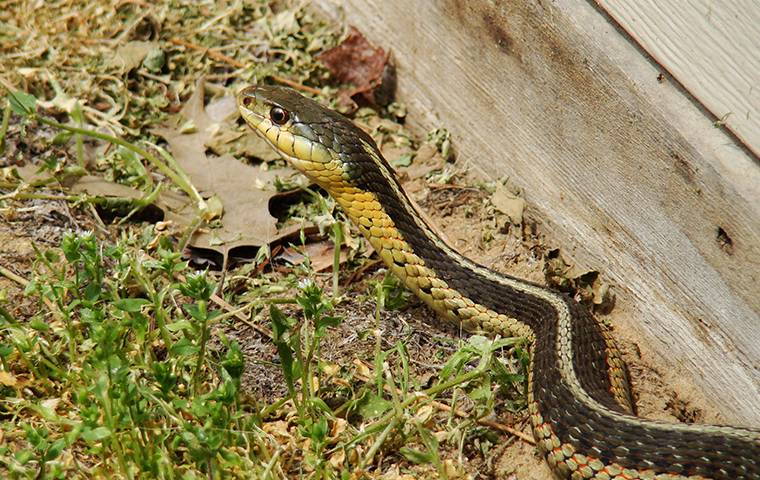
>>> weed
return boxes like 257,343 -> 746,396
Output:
0,232 -> 264,478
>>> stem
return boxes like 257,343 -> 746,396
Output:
192,300 -> 210,395
101,374 -> 131,479
32,115 -> 203,205
131,260 -> 172,349
373,283 -> 384,396
0,192 -> 124,203
267,297 -> 298,305
331,222 -> 342,300
30,243 -> 78,360
117,183 -> 163,225
296,320 -> 311,418
359,417 -> 399,470
258,397 -> 289,419
0,101 -> 10,153
145,141 -> 200,202
211,302 -> 253,323
0,264 -> 28,286
73,102 -> 85,169
261,447 -> 283,480
176,213 -> 204,253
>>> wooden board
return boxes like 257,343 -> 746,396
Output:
596,0 -> 760,158
312,0 -> 760,425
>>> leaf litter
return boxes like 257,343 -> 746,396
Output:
318,26 -> 395,110
153,78 -> 306,265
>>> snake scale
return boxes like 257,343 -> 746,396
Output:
237,84 -> 760,479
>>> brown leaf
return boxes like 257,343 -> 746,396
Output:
400,142 -> 444,183
491,184 -> 525,225
12,166 -> 187,221
543,249 -> 615,313
69,175 -> 145,200
277,240 -> 348,273
0,371 -> 17,387
111,41 -> 157,73
153,79 -> 304,262
317,27 -> 394,106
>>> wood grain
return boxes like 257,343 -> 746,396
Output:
596,0 -> 760,158
312,0 -> 760,425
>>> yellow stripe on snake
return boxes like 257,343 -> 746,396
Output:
237,85 -> 760,480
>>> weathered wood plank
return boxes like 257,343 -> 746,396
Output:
596,0 -> 760,158
312,0 -> 760,425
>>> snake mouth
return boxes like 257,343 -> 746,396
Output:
236,85 -> 289,157
236,86 -> 266,127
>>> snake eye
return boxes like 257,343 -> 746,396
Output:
269,107 -> 289,125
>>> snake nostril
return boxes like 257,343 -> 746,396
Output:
242,96 -> 253,107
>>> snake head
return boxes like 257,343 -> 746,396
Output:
237,85 -> 380,187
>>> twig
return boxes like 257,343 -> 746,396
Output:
169,38 -> 246,69
269,75 -> 322,96
209,292 -> 272,339
168,38 -> 322,95
353,370 -> 535,445
0,264 -> 29,286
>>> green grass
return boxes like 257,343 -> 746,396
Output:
1,225 -> 529,478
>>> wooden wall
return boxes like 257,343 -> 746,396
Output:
313,0 -> 760,425
597,1 -> 760,158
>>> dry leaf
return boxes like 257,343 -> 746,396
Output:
0,371 -> 17,387
277,240 -> 348,272
111,41 -> 157,73
322,363 -> 341,377
381,465 -> 416,480
330,418 -> 348,438
399,142 -> 444,186
491,184 -> 525,225
413,404 -> 434,425
328,449 -> 346,469
543,249 -> 615,313
352,359 -> 372,377
317,26 -> 394,107
70,175 -> 144,200
262,420 -> 292,440
442,459 -> 468,479
41,397 -> 61,413
153,79 -> 305,263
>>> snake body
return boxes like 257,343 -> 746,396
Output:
237,85 -> 760,479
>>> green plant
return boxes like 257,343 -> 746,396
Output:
0,232 -> 266,478
269,280 -> 342,477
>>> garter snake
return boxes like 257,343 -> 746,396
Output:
237,85 -> 760,479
